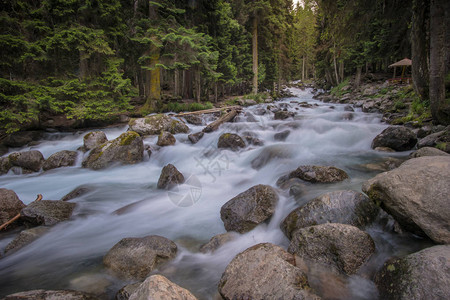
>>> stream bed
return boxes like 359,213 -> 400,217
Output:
0,88 -> 432,299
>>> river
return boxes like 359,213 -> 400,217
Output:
0,88 -> 431,299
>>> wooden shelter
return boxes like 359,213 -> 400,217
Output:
388,58 -> 412,83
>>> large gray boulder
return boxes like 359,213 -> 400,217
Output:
128,114 -> 189,136
217,133 -> 245,151
220,185 -> 279,233
0,188 -> 25,225
156,131 -> 176,146
129,275 -> 197,300
282,190 -> 379,239
288,223 -> 375,275
21,200 -> 76,226
2,290 -> 97,300
371,126 -> 417,151
82,131 -> 144,170
375,245 -> 450,300
188,132 -> 204,144
362,156 -> 450,244
103,235 -> 177,280
409,146 -> 450,158
287,165 -> 349,183
43,150 -> 78,171
9,150 -> 45,172
157,164 -> 185,189
218,243 -> 320,300
5,226 -> 50,255
83,131 -> 108,151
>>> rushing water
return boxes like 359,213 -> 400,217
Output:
0,88 -> 432,299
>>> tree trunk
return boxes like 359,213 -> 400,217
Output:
429,0 -> 449,124
412,0 -> 430,101
333,42 -> 339,85
339,60 -> 344,82
79,50 -> 88,79
145,47 -> 161,109
195,67 -> 201,103
252,16 -> 258,94
354,66 -> 362,88
302,56 -> 305,82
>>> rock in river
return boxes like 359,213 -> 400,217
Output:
21,200 -> 76,226
43,150 -> 78,171
103,235 -> 177,280
0,188 -> 26,225
2,289 -> 97,300
220,184 -> 279,233
157,164 -> 185,189
362,156 -> 450,244
371,126 -> 417,151
287,165 -> 349,183
8,150 -> 45,172
217,133 -> 245,151
128,114 -> 189,136
83,131 -> 108,151
129,275 -> 197,300
156,131 -> 176,146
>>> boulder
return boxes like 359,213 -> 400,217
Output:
129,275 -> 197,300
243,135 -> 264,146
417,128 -> 449,149
21,200 -> 76,226
5,226 -> 50,255
116,282 -> 141,300
103,235 -> 177,280
409,146 -> 450,158
288,223 -> 375,275
217,133 -> 245,151
2,131 -> 42,148
2,290 -> 97,300
61,185 -> 94,201
82,131 -> 144,170
183,114 -> 203,125
218,243 -> 320,300
253,108 -> 267,116
362,156 -> 450,244
43,150 -> 78,171
0,156 -> 12,174
371,126 -> 418,151
251,144 -> 296,169
199,232 -> 238,253
344,105 -> 354,112
287,165 -> 349,183
9,150 -> 45,172
220,184 -> 279,233
375,245 -> 450,300
188,132 -> 204,144
128,114 -> 189,136
274,130 -> 291,141
156,131 -> 176,146
0,188 -> 26,225
157,164 -> 185,189
281,190 -> 379,239
274,110 -> 295,120
83,131 -> 108,151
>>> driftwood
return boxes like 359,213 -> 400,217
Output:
202,109 -> 240,133
175,106 -> 241,117
0,194 -> 43,231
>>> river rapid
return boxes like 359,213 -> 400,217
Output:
0,88 -> 432,299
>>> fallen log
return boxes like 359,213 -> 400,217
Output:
0,194 -> 43,231
203,109 -> 240,133
175,106 -> 241,117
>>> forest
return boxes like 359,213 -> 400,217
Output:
1,0 -> 449,133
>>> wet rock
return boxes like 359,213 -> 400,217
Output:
116,282 -> 141,300
288,223 -> 375,275
374,146 -> 395,152
82,131 -> 144,170
103,235 -> 177,280
287,165 -> 349,183
8,150 -> 45,172
0,188 -> 26,225
183,114 -> 203,125
129,275 -> 197,300
42,150 -> 78,171
188,132 -> 204,144
83,131 -> 108,151
69,273 -> 112,297
362,156 -> 450,244
274,110 -> 295,120
21,200 -> 76,226
217,133 -> 245,151
220,184 -> 279,233
4,226 -> 50,255
281,190 -> 379,239
371,126 -> 417,151
253,108 -> 267,116
199,232 -> 238,253
341,112 -> 354,120
244,112 -> 258,122
156,131 -> 176,146
358,157 -> 404,172
128,114 -> 189,136
251,144 -> 296,169
1,289 -> 97,300
375,245 -> 450,300
61,185 -> 94,201
243,135 -> 264,146
274,130 -> 290,141
218,243 -> 320,300
0,156 -> 12,174
157,164 -> 185,189
417,129 -> 446,148
2,131 -> 43,148
409,146 -> 450,158
344,105 -> 354,112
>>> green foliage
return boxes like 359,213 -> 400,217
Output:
164,101 -> 213,113
330,78 -> 350,97
394,101 -> 407,110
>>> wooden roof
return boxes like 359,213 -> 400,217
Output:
389,58 -> 412,68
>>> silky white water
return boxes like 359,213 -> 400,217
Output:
0,88 -> 431,299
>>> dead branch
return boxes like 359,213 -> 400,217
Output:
175,106 -> 241,117
202,109 -> 240,133
0,194 -> 43,231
